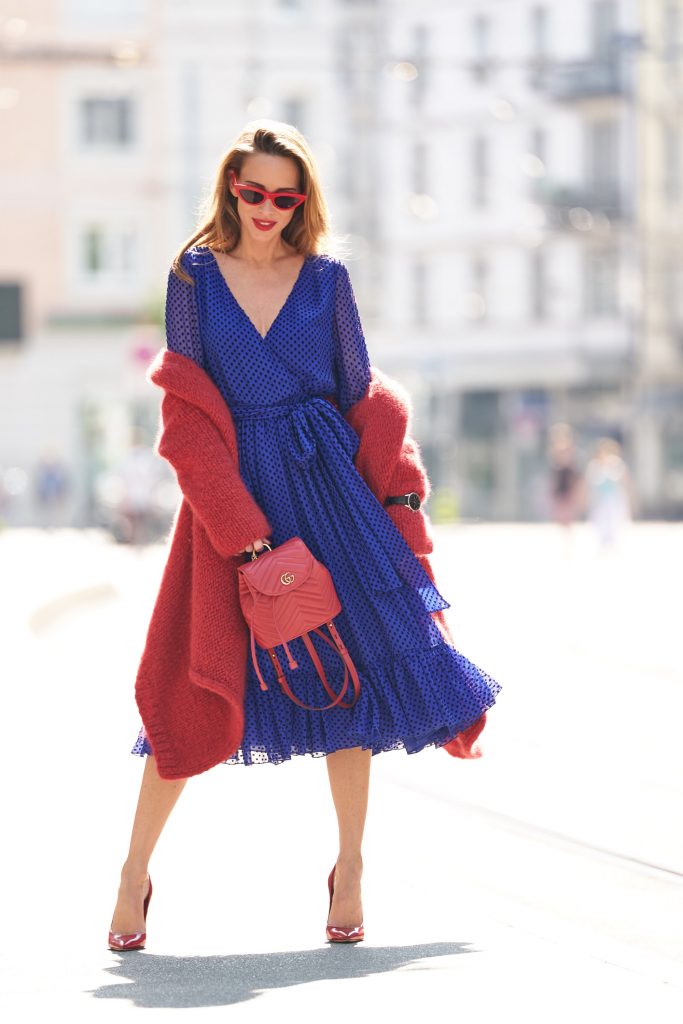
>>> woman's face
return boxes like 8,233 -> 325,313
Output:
229,153 -> 303,243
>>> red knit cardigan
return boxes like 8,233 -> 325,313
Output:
134,348 -> 488,779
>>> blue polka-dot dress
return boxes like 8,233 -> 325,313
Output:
132,245 -> 502,766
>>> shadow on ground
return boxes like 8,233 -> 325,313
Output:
90,942 -> 475,1008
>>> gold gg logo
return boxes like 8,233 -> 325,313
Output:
281,571 -> 295,586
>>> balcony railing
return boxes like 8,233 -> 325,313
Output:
545,59 -> 630,101
536,182 -> 631,228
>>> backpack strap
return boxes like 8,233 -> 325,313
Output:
264,623 -> 361,711
250,622 -> 271,693
309,623 -> 361,709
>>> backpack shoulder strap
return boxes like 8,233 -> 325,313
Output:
267,625 -> 361,711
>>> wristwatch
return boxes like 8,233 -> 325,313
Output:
384,492 -> 422,512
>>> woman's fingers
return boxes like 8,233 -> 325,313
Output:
241,536 -> 270,554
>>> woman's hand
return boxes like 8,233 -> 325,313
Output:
241,536 -> 271,555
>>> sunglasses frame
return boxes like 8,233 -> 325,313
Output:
229,169 -> 307,211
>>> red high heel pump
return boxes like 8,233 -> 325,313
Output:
108,875 -> 153,951
326,865 -> 364,943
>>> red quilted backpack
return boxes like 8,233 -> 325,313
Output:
237,536 -> 361,711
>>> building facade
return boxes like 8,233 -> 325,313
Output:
372,0 -> 683,520
1,0 -> 681,526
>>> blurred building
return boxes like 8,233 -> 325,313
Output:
0,1 -> 168,527
1,0 -> 682,525
372,0 -> 683,520
634,0 -> 683,516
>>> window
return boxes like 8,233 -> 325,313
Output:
531,127 -> 546,165
84,227 -> 105,274
531,249 -> 547,319
413,258 -> 428,326
64,0 -> 143,30
527,127 -> 547,197
80,96 -> 134,146
472,135 -> 489,206
472,14 -> 491,82
587,118 -> 618,200
281,97 -> 306,132
664,1 -> 680,47
662,262 -> 683,326
413,140 -> 427,194
531,5 -> 548,58
336,28 -> 353,90
0,283 -> 22,342
471,255 -> 489,321
81,225 -> 137,280
412,23 -> 429,105
591,1 -> 617,57
461,391 -> 499,440
663,120 -> 680,204
664,2 -> 680,79
584,248 -> 618,316
529,6 -> 549,89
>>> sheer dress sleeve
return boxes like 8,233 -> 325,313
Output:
164,252 -> 206,369
333,262 -> 371,414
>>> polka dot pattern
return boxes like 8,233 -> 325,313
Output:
132,245 -> 502,766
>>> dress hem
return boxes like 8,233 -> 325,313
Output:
131,637 -> 503,767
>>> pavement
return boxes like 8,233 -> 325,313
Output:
0,521 -> 681,1021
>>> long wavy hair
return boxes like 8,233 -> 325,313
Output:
171,119 -> 344,284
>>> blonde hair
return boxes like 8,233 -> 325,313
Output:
595,436 -> 621,459
171,119 -> 345,284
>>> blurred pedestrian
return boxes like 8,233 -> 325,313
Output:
584,437 -> 634,550
547,423 -> 583,554
118,429 -> 159,545
34,447 -> 70,529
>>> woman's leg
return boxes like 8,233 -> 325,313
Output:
325,746 -> 372,927
110,754 -> 187,934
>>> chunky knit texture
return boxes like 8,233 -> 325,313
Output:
133,347 -> 495,779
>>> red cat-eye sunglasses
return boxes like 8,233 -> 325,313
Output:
229,169 -> 308,211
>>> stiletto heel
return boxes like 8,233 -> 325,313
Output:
108,875 -> 153,951
326,864 -> 364,943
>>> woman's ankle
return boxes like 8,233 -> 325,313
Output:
336,853 -> 363,872
120,861 -> 150,887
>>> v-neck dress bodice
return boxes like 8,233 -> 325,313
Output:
168,246 -> 372,417
132,244 -> 502,766
210,250 -> 309,343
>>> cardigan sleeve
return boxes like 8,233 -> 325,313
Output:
333,263 -> 371,414
383,436 -> 435,556
157,390 -> 273,559
164,253 -> 206,369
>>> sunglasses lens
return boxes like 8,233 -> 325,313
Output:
240,188 -> 266,205
274,195 -> 300,210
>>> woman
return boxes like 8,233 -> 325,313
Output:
109,120 -> 503,950
547,422 -> 584,553
584,437 -> 634,549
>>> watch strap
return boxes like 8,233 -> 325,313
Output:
384,492 -> 421,510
